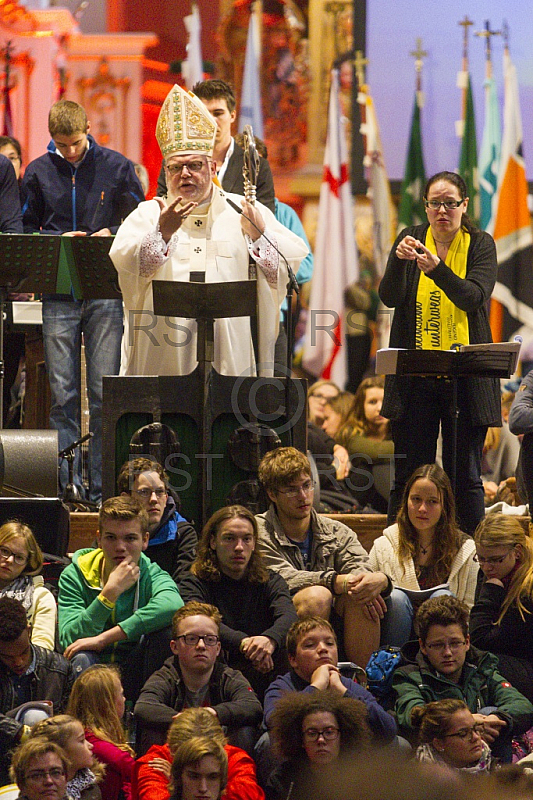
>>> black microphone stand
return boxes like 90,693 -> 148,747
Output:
225,196 -> 300,445
59,432 -> 94,507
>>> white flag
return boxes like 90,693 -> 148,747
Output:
238,5 -> 264,138
358,86 -> 394,277
182,3 -> 203,90
302,69 -> 358,387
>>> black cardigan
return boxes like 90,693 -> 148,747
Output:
379,223 -> 501,427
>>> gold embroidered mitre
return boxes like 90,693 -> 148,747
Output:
156,84 -> 216,158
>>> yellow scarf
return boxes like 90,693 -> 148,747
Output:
415,227 -> 470,350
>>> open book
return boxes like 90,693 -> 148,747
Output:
395,583 -> 450,602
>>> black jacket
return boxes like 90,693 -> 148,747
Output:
178,570 -> 297,659
379,224 -> 501,427
134,657 -> 262,752
0,645 -> 76,784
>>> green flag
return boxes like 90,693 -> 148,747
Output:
458,73 -> 479,226
398,95 -> 426,231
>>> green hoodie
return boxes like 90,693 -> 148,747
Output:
58,548 -> 183,661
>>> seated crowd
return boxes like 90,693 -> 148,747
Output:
2,434 -> 533,799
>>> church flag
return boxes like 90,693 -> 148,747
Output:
182,3 -> 203,90
238,4 -> 264,138
489,49 -> 533,341
478,75 -> 501,230
457,72 -> 479,226
358,84 -> 395,277
397,94 -> 426,231
302,69 -> 358,387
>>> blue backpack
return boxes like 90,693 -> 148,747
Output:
366,646 -> 403,698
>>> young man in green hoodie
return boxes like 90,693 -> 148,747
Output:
58,495 -> 183,700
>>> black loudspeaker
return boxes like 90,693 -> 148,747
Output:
0,498 -> 70,557
0,430 -> 58,498
102,371 -> 308,528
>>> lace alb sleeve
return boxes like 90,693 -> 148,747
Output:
246,226 -> 279,286
139,226 -> 179,278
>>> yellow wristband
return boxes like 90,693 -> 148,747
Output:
98,593 -> 115,610
343,577 -> 349,594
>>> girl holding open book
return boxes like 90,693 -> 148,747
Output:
368,464 -> 478,647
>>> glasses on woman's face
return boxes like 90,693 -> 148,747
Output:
302,726 -> 340,742
443,723 -> 484,741
0,545 -> 28,566
474,547 -> 515,565
424,199 -> 463,210
25,768 -> 65,783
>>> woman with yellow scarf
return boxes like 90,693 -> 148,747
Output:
379,171 -> 501,536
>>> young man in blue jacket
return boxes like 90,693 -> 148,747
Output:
21,100 -> 144,504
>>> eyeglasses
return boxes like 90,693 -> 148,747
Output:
176,634 -> 220,647
25,768 -> 65,782
133,488 -> 167,499
0,545 -> 28,565
166,160 -> 207,176
302,726 -> 340,742
424,639 -> 467,652
276,480 -> 316,498
443,723 -> 485,740
310,392 -> 338,402
474,548 -> 515,565
424,199 -> 463,210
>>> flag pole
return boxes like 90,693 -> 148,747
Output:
2,41 -> 13,138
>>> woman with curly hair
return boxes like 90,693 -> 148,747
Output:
178,505 -> 296,699
412,699 -> 491,774
267,689 -> 370,800
66,665 -> 135,800
470,514 -> 533,702
322,377 -> 394,512
369,464 -> 478,646
0,520 -> 56,649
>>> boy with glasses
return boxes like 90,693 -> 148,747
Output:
134,601 -> 262,755
392,595 -> 533,761
118,457 -> 197,583
256,447 -> 392,669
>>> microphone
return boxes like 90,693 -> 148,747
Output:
225,197 -> 299,293
58,431 -> 94,458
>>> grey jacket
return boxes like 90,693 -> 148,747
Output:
255,506 -> 372,595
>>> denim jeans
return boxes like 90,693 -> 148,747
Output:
380,587 -> 453,648
42,298 -> 123,503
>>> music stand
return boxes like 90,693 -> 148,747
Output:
152,278 -> 257,522
376,343 -> 520,492
60,236 -> 121,300
0,234 -> 62,428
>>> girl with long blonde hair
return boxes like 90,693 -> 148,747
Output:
67,665 -> 135,800
471,513 -> 533,702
